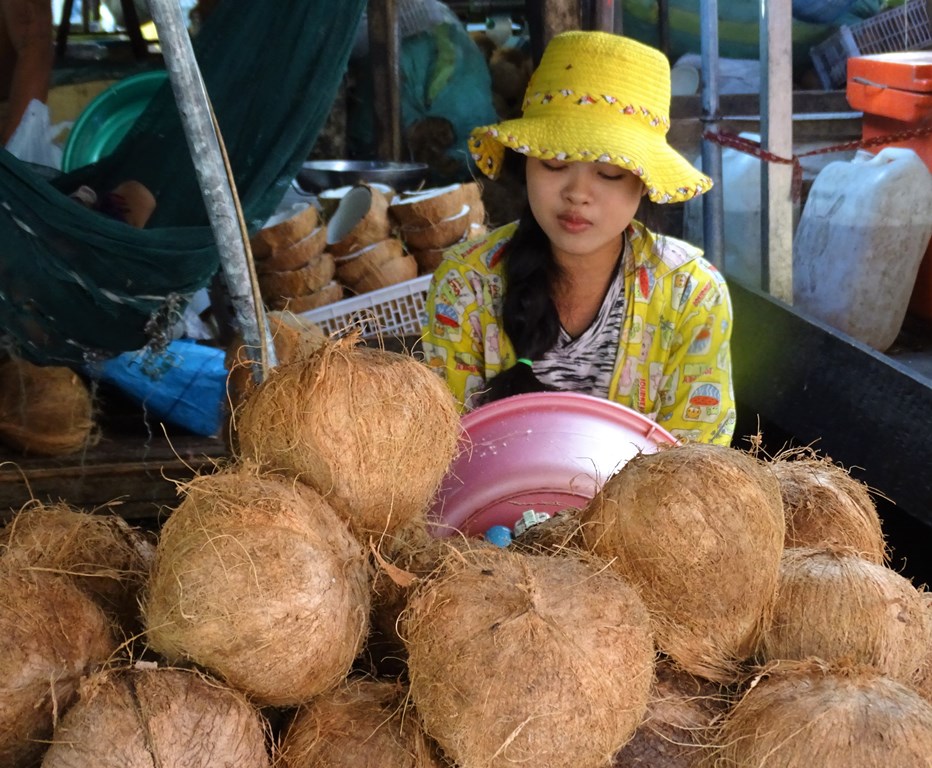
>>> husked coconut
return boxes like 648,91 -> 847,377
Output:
710,660 -> 932,766
350,252 -> 418,295
757,547 -> 929,684
42,666 -> 270,768
510,508 -> 584,556
251,203 -> 319,258
278,678 -> 441,768
258,250 -> 336,300
580,443 -> 785,682
403,547 -> 655,768
401,204 -> 471,251
143,464 -> 371,707
235,339 -> 461,540
389,184 -> 468,228
255,225 -> 328,274
0,503 -> 154,631
334,238 -> 404,287
326,185 -> 392,257
0,357 -> 97,456
613,658 -> 730,768
0,570 -> 116,767
270,280 -> 345,314
914,589 -> 932,704
319,183 -> 394,220
770,449 -> 886,563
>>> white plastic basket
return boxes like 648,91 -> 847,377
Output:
297,274 -> 433,339
810,0 -> 932,89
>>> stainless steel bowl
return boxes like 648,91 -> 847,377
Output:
296,160 -> 430,192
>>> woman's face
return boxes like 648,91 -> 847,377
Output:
525,157 -> 646,264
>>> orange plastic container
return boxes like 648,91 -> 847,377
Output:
847,52 -> 932,321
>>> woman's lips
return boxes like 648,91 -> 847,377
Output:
557,212 -> 592,234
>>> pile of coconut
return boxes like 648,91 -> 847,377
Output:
8,336 -> 932,767
250,202 -> 342,313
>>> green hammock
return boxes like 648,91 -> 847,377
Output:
0,0 -> 366,365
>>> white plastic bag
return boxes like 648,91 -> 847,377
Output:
5,99 -> 68,170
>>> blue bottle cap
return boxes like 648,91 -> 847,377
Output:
484,525 -> 513,548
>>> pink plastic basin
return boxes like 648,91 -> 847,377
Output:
429,392 -> 678,537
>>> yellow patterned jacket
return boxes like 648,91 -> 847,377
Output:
421,219 -> 736,445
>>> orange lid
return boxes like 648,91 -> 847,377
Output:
848,52 -> 932,94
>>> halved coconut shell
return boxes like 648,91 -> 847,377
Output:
326,185 -> 392,258
251,203 -> 319,258
319,183 -> 394,220
401,204 -> 471,251
351,253 -> 418,295
412,246 -> 446,274
269,280 -> 345,314
258,251 -> 336,299
335,238 -> 404,288
389,184 -> 468,228
255,226 -> 327,274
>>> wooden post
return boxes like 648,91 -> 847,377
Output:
528,0 -> 581,63
368,0 -> 402,161
147,0 -> 276,376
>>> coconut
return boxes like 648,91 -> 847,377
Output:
142,464 -> 371,707
278,678 -> 441,768
402,547 -> 655,768
757,547 -> 929,684
0,569 -> 116,767
270,280 -> 345,314
225,311 -> 328,412
42,666 -> 270,768
0,357 -> 97,456
411,245 -> 447,274
400,204 -> 471,251
234,339 -> 461,541
255,225 -> 328,275
251,202 -> 319,258
334,238 -> 404,287
914,589 -> 932,704
319,183 -> 394,220
0,502 -> 154,631
770,449 -> 886,563
389,184 -> 468,228
349,252 -> 418,295
613,658 -> 730,768
326,185 -> 392,258
710,660 -> 932,766
258,250 -> 336,300
579,443 -> 785,683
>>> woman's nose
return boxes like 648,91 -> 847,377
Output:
562,167 -> 592,204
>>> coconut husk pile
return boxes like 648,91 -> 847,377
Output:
771,447 -> 887,563
250,203 -> 342,314
0,568 -> 117,767
401,546 -> 655,768
0,502 -> 154,633
142,463 -> 371,707
0,356 -> 97,456
579,442 -> 786,683
709,660 -> 932,765
277,678 -> 442,768
390,182 -> 487,273
42,666 -> 270,768
233,337 -> 461,542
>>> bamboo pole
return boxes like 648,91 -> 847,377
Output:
147,0 -> 276,378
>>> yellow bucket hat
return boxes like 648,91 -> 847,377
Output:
469,31 -> 712,204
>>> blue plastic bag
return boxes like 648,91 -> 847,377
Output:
89,339 -> 227,437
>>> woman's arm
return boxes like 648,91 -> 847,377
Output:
656,262 -> 736,445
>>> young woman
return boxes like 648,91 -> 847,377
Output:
421,31 -> 735,445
